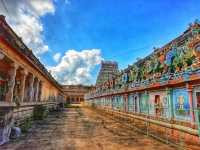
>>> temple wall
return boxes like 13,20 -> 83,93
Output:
41,83 -> 59,101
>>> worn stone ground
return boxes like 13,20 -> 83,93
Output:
2,107 -> 176,150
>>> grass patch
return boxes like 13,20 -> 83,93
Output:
20,117 -> 32,133
76,108 -> 83,116
33,105 -> 48,120
64,103 -> 80,108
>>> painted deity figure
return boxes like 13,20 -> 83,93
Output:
129,65 -> 138,82
178,96 -> 184,110
165,45 -> 177,73
155,95 -> 163,116
173,47 -> 185,72
145,59 -> 154,79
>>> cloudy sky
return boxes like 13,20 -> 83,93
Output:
0,0 -> 200,85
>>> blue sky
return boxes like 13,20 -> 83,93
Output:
1,0 -> 200,85
42,0 -> 200,66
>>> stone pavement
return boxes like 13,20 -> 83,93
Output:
1,107 -> 175,150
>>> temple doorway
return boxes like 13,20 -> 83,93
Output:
155,95 -> 161,116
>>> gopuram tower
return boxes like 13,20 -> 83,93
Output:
96,61 -> 118,85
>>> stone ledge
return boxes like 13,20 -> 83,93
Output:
0,101 -> 57,108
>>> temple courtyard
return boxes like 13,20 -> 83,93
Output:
2,106 -> 175,150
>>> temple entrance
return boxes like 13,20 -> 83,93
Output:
155,95 -> 161,116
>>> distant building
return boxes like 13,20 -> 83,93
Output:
62,85 -> 93,104
96,61 -> 118,85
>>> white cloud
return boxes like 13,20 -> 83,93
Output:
0,0 -> 55,55
29,0 -> 55,16
53,52 -> 61,62
0,1 -> 103,85
49,49 -> 102,85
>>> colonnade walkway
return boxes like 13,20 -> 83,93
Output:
2,106 -> 175,150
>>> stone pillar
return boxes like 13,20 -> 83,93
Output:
35,79 -> 39,102
29,74 -> 34,102
111,96 -> 114,109
124,94 -> 128,112
166,88 -> 174,120
19,69 -> 27,102
187,83 -> 195,125
78,97 -> 80,103
37,81 -> 42,102
5,63 -> 18,102
145,90 -> 149,115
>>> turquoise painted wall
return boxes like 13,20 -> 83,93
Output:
113,96 -> 124,110
128,94 -> 139,113
172,88 -> 190,121
118,96 -> 124,111
128,94 -> 134,112
139,93 -> 149,114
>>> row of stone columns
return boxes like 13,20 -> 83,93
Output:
5,63 -> 42,103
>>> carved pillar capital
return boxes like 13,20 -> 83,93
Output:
10,62 -> 18,69
20,69 -> 28,77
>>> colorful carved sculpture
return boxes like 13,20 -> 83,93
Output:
165,46 -> 177,73
146,59 -> 154,78
182,47 -> 195,69
173,48 -> 185,72
138,64 -> 146,81
165,48 -> 176,66
188,35 -> 200,68
129,65 -> 138,82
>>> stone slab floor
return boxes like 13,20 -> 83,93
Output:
1,107 -> 176,150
